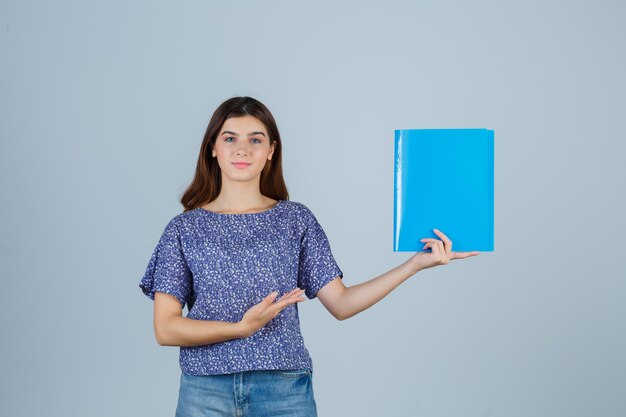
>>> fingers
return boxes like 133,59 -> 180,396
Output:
263,291 -> 279,305
420,238 -> 444,258
275,289 -> 305,308
423,229 -> 482,261
451,251 -> 481,259
263,288 -> 298,304
421,229 -> 455,264
278,289 -> 306,303
276,288 -> 302,301
430,239 -> 443,260
423,230 -> 481,260
433,229 -> 452,258
244,290 -> 305,332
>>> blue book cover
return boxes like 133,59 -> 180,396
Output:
393,128 -> 494,252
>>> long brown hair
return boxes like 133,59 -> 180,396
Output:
180,96 -> 289,212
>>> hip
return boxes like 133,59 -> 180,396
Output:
175,368 -> 317,417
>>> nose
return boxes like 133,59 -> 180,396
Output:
235,141 -> 250,155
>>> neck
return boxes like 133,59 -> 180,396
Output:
213,178 -> 268,210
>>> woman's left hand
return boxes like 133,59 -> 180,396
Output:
407,229 -> 480,272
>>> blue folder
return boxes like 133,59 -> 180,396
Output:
393,128 -> 494,252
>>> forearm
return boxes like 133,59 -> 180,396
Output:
338,259 -> 422,320
156,316 -> 247,347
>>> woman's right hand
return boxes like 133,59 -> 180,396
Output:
238,288 -> 306,338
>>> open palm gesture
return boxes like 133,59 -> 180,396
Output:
408,228 -> 480,272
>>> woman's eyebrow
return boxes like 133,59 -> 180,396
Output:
220,130 -> 266,137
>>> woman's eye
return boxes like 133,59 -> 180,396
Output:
224,137 -> 261,143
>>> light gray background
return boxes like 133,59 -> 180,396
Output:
1,1 -> 625,416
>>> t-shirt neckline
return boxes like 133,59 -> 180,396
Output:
197,199 -> 282,216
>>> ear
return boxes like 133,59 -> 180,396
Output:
268,141 -> 276,160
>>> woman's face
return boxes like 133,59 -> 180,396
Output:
212,115 -> 276,183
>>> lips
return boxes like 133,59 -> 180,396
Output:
232,162 -> 251,169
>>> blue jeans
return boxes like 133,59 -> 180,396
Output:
175,369 -> 318,417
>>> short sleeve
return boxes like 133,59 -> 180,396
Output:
297,209 -> 344,299
138,217 -> 194,309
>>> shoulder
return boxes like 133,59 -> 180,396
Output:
280,200 -> 315,221
162,209 -> 200,236
279,200 -> 324,234
281,199 -> 311,214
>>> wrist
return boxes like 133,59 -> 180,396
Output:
235,321 -> 251,339
403,259 -> 423,276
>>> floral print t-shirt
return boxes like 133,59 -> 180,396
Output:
138,199 -> 343,376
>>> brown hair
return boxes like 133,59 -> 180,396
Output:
180,96 -> 289,212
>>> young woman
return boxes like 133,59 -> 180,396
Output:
138,96 -> 480,417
